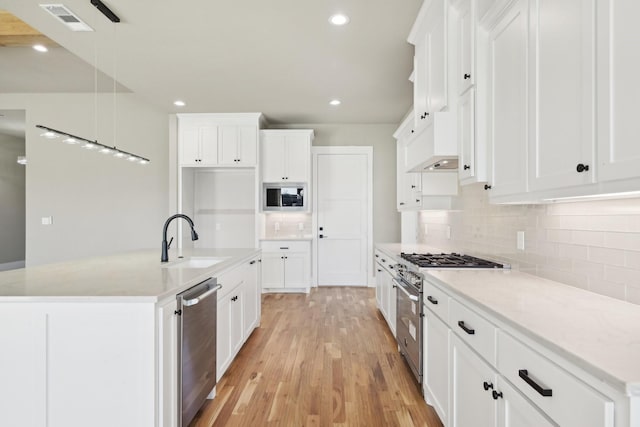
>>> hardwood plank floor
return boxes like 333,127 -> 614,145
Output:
190,287 -> 443,427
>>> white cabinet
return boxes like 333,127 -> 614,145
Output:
260,240 -> 311,291
457,88 -> 483,183
423,307 -> 449,426
216,256 -> 262,381
218,125 -> 258,166
178,116 -> 218,166
404,112 -> 457,173
484,0 -> 529,198
375,250 -> 397,336
260,130 -> 313,183
411,0 -> 449,131
528,0 -> 595,192
158,299 -> 178,427
177,113 -> 262,168
456,0 -> 475,95
497,377 -> 555,427
596,1 -> 640,183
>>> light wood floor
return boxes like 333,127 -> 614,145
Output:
190,287 -> 443,427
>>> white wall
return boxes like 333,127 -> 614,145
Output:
268,123 -> 401,245
417,183 -> 640,305
0,132 -> 26,265
0,93 -> 169,266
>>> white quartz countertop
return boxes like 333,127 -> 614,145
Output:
0,248 -> 260,303
259,235 -> 313,241
375,243 -> 640,395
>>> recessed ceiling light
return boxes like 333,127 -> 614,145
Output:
329,99 -> 341,106
174,100 -> 186,107
33,44 -> 48,53
329,14 -> 349,26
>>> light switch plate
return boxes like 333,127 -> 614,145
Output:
517,231 -> 525,251
215,223 -> 221,231
41,216 -> 53,225
298,222 -> 304,231
446,225 -> 451,240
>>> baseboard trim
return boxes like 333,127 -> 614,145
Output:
0,260 -> 25,271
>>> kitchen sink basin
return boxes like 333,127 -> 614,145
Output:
163,257 -> 229,269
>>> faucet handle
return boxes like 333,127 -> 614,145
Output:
167,236 -> 174,250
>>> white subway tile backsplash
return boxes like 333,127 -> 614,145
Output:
417,183 -> 640,304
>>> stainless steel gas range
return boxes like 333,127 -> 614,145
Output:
394,252 -> 508,388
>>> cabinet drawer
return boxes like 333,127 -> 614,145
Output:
497,331 -> 614,427
260,241 -> 310,253
449,299 -> 496,365
374,250 -> 395,271
217,266 -> 244,299
422,278 -> 449,322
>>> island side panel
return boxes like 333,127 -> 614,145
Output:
0,301 -> 157,427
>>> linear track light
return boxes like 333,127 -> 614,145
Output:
36,125 -> 150,164
90,0 -> 120,23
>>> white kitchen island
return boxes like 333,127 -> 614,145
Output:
0,248 -> 261,427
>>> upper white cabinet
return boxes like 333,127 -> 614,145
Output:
456,0 -> 475,95
177,113 -> 262,168
410,0 -> 449,131
178,116 -> 219,166
218,125 -> 258,166
596,0 -> 640,183
528,0 -> 595,192
260,130 -> 313,183
482,0 -> 529,198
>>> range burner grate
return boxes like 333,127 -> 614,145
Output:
400,252 -> 505,269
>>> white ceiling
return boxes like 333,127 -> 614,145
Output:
0,0 -> 422,125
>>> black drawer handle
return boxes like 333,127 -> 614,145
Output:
427,296 -> 438,305
492,390 -> 503,400
249,260 -> 256,265
457,320 -> 475,335
377,269 -> 382,272
463,164 -> 470,170
519,369 -> 553,397
576,163 -> 589,173
464,73 -> 471,80
483,381 -> 493,391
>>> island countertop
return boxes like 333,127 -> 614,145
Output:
0,248 -> 260,303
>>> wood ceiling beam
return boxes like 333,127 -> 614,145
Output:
0,10 -> 59,47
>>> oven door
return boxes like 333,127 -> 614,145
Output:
394,277 -> 422,383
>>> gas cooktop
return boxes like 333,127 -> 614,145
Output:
400,252 -> 507,269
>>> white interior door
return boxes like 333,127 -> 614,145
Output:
314,148 -> 371,286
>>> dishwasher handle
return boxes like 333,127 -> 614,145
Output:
393,278 -> 419,302
183,282 -> 222,307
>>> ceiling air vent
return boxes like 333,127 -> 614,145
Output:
39,4 -> 93,31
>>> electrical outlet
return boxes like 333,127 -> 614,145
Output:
274,222 -> 280,232
446,225 -> 451,239
298,222 -> 304,231
517,231 -> 525,251
41,216 -> 53,225
424,224 -> 428,235
215,223 -> 221,231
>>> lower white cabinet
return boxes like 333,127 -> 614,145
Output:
423,307 -> 449,426
260,240 -> 311,291
159,299 -> 179,427
375,251 -> 397,336
216,256 -> 261,381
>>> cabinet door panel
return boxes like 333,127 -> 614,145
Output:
451,335 -> 496,427
159,300 -> 178,427
498,378 -> 554,427
199,125 -> 219,165
179,125 -> 201,166
284,252 -> 309,288
424,309 -> 449,425
529,0 -> 594,191
261,135 -> 286,182
217,295 -> 232,380
387,271 -> 397,335
238,125 -> 257,166
243,261 -> 259,338
231,291 -> 243,355
414,42 -> 429,128
261,253 -> 284,288
218,125 -> 238,165
285,135 -> 309,182
458,89 -> 476,181
458,0 -> 475,94
488,0 -> 528,196
427,0 -> 448,112
376,262 -> 386,314
597,0 -> 640,181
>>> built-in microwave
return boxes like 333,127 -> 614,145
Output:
262,183 -> 307,211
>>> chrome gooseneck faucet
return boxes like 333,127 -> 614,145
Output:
161,214 -> 199,262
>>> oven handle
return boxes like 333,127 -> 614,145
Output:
393,279 -> 419,302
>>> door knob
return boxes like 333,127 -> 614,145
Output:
464,73 -> 471,80
576,163 -> 589,173
484,184 -> 492,190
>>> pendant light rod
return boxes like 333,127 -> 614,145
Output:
36,124 -> 150,164
90,0 -> 120,23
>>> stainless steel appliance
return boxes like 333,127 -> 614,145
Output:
177,277 -> 221,427
262,182 -> 307,211
394,252 -> 508,387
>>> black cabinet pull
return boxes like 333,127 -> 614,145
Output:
427,296 -> 438,305
279,247 -> 289,250
392,283 -> 397,288
389,265 -> 394,269
375,254 -> 379,258
483,381 -> 493,391
249,260 -> 256,265
463,164 -> 470,170
411,185 -> 416,189
377,269 -> 382,272
519,369 -> 553,397
411,130 -> 415,133
576,163 -> 589,173
280,256 -> 284,259
464,73 -> 471,80
492,390 -> 503,400
458,320 -> 475,335
399,202 -> 405,206
416,199 -> 420,203
381,259 -> 386,263
484,184 -> 492,190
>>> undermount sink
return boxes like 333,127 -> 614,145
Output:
163,257 -> 229,269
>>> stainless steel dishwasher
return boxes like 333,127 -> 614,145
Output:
177,277 -> 221,427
